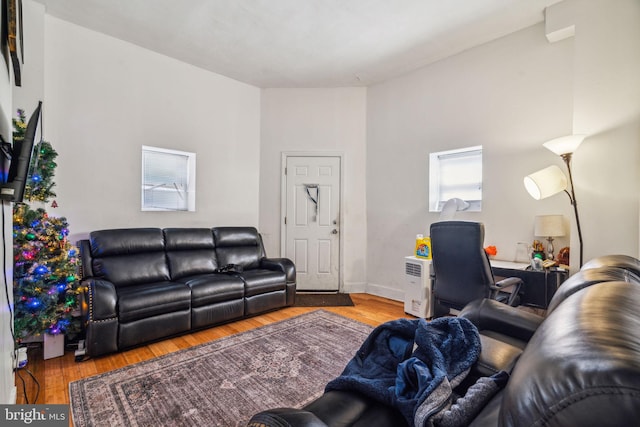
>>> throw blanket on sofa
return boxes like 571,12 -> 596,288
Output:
325,317 -> 484,427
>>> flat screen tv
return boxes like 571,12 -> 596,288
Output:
0,101 -> 42,203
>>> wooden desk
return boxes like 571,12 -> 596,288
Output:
490,260 -> 568,309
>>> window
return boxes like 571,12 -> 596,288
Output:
429,145 -> 482,212
141,146 -> 196,211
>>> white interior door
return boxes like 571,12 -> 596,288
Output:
284,156 -> 341,291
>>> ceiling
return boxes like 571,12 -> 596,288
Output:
32,0 -> 561,88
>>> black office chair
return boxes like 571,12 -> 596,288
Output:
430,221 -> 523,317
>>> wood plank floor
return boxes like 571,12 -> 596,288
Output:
15,293 -> 410,405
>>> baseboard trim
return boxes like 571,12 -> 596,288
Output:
365,282 -> 404,302
342,281 -> 367,293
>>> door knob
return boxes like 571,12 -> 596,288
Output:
331,229 -> 338,234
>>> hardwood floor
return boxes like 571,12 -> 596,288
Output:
14,293 -> 410,405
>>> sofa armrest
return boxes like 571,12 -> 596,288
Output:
78,239 -> 94,278
248,408 -> 328,427
459,298 -> 544,342
80,278 -> 119,358
81,278 -> 117,320
261,257 -> 296,283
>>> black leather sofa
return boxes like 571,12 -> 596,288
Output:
248,255 -> 640,426
78,226 -> 295,358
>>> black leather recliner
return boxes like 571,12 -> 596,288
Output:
248,255 -> 640,426
430,221 -> 523,316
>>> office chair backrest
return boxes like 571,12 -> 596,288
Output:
430,221 -> 494,311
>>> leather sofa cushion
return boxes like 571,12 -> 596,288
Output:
90,228 -> 165,256
118,310 -> 191,349
164,228 -> 215,250
472,334 -> 522,378
179,274 -> 245,307
93,252 -> 170,287
164,228 -> 219,280
304,390 -> 407,427
90,228 -> 170,286
214,227 -> 263,269
167,250 -> 218,280
117,281 -> 191,323
241,269 -> 287,297
192,299 -> 245,329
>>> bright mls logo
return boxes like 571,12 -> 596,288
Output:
1,405 -> 68,426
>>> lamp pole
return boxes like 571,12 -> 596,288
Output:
561,153 -> 583,266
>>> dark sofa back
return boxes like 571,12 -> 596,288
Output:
89,228 -> 170,287
213,227 -> 265,270
546,265 -> 640,313
500,281 -> 640,426
164,228 -> 218,280
81,227 -> 271,286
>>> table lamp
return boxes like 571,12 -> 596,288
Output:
534,215 -> 565,260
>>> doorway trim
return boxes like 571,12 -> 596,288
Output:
280,151 -> 345,291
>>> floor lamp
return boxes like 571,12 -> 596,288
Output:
523,135 -> 585,266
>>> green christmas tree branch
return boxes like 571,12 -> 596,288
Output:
12,109 -> 81,341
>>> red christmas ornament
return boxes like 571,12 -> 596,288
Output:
51,200 -> 58,208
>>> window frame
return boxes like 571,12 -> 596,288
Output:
428,145 -> 482,212
141,145 -> 196,212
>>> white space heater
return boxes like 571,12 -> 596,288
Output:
404,256 -> 434,318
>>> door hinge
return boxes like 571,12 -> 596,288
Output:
284,217 -> 287,225
284,167 -> 287,175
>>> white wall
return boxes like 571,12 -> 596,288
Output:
367,23 -> 575,298
366,0 -> 640,299
0,46 -> 14,406
42,16 -> 262,243
1,0 -> 46,404
561,0 -> 640,262
260,88 -> 368,290
0,0 -> 16,405
13,0 -> 44,119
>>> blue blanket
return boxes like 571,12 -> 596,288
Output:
325,317 -> 481,426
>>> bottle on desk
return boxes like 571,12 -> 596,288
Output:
531,253 -> 544,271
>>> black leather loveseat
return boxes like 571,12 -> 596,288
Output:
78,226 -> 295,358
249,255 -> 640,426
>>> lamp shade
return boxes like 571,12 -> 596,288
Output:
543,135 -> 586,156
534,215 -> 565,237
524,165 -> 568,200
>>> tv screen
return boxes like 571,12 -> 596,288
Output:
0,101 -> 42,203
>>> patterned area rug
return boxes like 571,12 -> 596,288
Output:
69,310 -> 372,427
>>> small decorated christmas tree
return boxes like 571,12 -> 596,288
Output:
13,205 -> 80,338
12,108 -> 81,341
